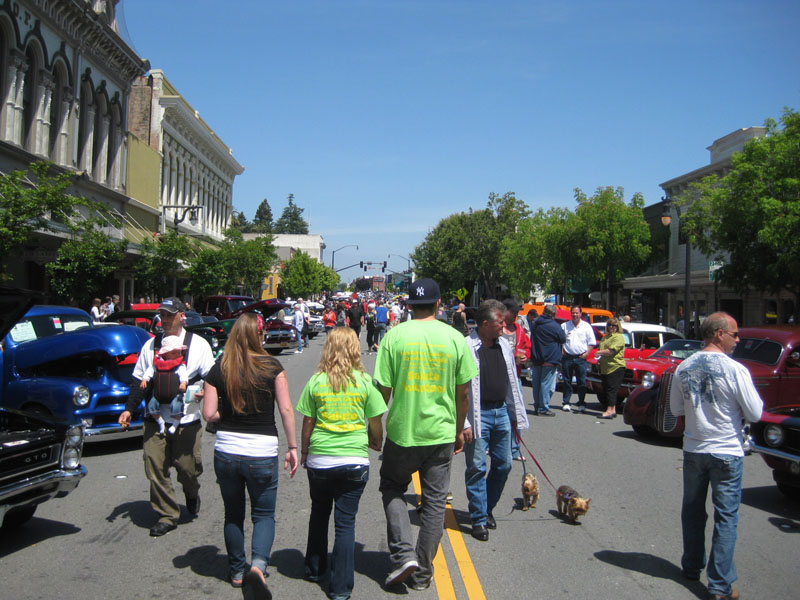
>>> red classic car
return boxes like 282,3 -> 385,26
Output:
749,405 -> 800,500
623,326 -> 800,440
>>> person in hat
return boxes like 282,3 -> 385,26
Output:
118,297 -> 216,537
373,278 -> 477,591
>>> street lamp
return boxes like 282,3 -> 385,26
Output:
331,244 -> 358,271
161,205 -> 200,296
661,196 -> 692,338
388,253 -> 411,272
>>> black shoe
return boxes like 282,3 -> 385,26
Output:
407,578 -> 431,591
471,524 -> 489,541
538,410 -> 556,417
486,513 -> 497,529
149,521 -> 177,537
186,495 -> 201,515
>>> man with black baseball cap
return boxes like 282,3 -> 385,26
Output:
119,297 -> 215,536
374,279 -> 477,590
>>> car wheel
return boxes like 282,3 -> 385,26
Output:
2,506 -> 37,528
266,348 -> 283,356
632,424 -> 657,438
776,482 -> 800,501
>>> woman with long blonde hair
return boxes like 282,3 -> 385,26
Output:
203,312 -> 297,599
296,326 -> 386,600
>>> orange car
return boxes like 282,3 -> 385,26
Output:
520,303 -> 612,324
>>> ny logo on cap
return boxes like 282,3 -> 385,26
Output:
416,286 -> 425,296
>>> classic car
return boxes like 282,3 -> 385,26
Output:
0,287 -> 87,528
103,309 -> 226,356
586,322 -> 684,399
748,405 -> 800,500
1,304 -> 151,440
200,295 -> 256,320
623,325 -> 800,440
240,300 -> 297,355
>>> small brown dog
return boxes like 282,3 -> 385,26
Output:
521,473 -> 540,510
556,485 -> 591,523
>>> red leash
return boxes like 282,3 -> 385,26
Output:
513,423 -> 558,494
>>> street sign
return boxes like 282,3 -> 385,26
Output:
709,260 -> 724,281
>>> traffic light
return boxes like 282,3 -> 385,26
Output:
382,261 -> 387,272
360,261 -> 363,268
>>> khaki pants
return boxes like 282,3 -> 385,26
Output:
143,419 -> 203,525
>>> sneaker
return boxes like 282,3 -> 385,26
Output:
385,560 -> 419,587
294,350 -> 302,354
407,578 -> 431,591
577,405 -> 586,413
446,490 -> 454,503
562,404 -> 572,412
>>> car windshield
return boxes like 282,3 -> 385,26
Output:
229,299 -> 253,312
8,313 -> 93,343
732,337 -> 784,366
650,339 -> 703,360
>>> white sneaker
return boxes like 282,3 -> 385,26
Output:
385,559 -> 419,587
562,404 -> 572,412
294,350 -> 302,354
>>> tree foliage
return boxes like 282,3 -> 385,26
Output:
273,194 -> 309,234
0,161 -> 107,277
133,231 -> 194,300
279,251 -> 337,297
46,230 -> 128,306
228,210 -> 252,233
252,198 -> 274,233
683,108 -> 800,316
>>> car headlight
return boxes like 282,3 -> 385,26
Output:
62,425 -> 84,469
211,337 -> 219,350
641,372 -> 656,389
73,386 -> 90,407
764,424 -> 785,448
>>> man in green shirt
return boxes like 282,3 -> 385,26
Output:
374,278 -> 477,591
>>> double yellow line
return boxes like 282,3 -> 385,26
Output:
411,472 -> 486,600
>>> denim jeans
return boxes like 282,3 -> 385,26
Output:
295,328 -> 303,351
464,406 -> 512,525
561,355 -> 588,405
214,450 -> 279,579
681,451 -> 743,596
376,322 -> 387,344
305,464 -> 369,599
532,364 -> 558,413
379,438 -> 453,586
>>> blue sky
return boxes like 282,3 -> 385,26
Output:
120,0 -> 800,284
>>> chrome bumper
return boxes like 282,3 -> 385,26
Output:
84,424 -> 143,441
0,464 -> 87,521
749,440 -> 800,465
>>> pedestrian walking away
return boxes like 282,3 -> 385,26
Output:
202,313 -> 298,597
296,327 -> 387,600
373,278 -> 477,591
463,300 -> 529,541
669,312 -> 762,600
529,303 -> 566,416
560,305 -> 596,413
118,297 -> 215,537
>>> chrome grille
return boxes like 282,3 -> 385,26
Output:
0,443 -> 60,484
658,372 -> 679,433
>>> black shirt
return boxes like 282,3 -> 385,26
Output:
477,340 -> 508,407
205,356 -> 284,437
347,304 -> 364,326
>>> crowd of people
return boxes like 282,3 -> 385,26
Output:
115,284 -> 759,600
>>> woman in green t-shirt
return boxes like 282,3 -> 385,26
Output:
297,327 -> 386,600
595,318 -> 626,419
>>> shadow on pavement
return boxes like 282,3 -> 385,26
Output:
106,499 -> 158,529
594,550 -> 706,599
741,485 -> 800,518
767,516 -> 800,533
0,518 -> 81,557
84,435 -> 143,457
173,544 -> 228,584
611,429 -> 682,448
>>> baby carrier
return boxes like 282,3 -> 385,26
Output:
150,332 -> 194,403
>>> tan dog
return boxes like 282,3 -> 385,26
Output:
521,473 -> 540,510
556,485 -> 591,523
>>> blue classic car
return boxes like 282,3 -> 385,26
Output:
0,305 -> 151,440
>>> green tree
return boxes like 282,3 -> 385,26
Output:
252,198 -> 274,233
572,187 -> 651,308
185,246 -> 229,299
280,251 -> 326,297
228,209 -> 252,233
46,230 -> 128,306
318,264 -> 340,292
134,231 -> 194,300
224,230 -> 278,297
273,194 -> 309,234
0,161 -> 106,277
684,108 -> 800,320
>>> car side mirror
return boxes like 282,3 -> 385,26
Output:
787,351 -> 800,368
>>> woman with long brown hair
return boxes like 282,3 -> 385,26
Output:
297,326 -> 386,600
202,313 -> 298,599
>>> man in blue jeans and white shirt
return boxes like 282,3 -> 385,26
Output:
560,305 -> 596,412
669,312 -> 762,600
463,300 -> 529,541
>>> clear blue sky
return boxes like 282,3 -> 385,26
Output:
119,0 -> 800,284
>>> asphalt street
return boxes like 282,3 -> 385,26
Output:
1,332 -> 798,600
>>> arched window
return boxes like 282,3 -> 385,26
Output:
106,97 -> 122,187
22,45 -> 39,152
77,74 -> 95,172
92,87 -> 108,182
49,60 -> 69,164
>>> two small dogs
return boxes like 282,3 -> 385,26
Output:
521,474 -> 591,524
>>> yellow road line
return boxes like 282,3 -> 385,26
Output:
410,471 -> 486,600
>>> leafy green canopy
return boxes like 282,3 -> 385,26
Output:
280,250 -> 338,297
273,194 -> 309,234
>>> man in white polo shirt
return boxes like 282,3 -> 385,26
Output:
560,305 -> 596,413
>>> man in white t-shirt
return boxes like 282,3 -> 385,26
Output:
560,305 -> 596,413
669,312 -> 762,600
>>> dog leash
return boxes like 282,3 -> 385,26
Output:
513,424 -> 558,494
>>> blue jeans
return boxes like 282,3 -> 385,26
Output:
532,364 -> 558,413
464,406 -> 512,525
681,451 -> 743,596
214,450 -> 279,579
296,327 -> 303,351
376,322 -> 387,344
305,464 -> 369,599
379,438 -> 453,586
561,355 -> 587,405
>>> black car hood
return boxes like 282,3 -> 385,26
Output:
235,300 -> 290,318
0,287 -> 42,340
0,406 -> 61,438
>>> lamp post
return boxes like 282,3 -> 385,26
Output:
388,253 -> 411,272
331,244 -> 358,271
661,196 -> 692,338
161,205 -> 199,297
